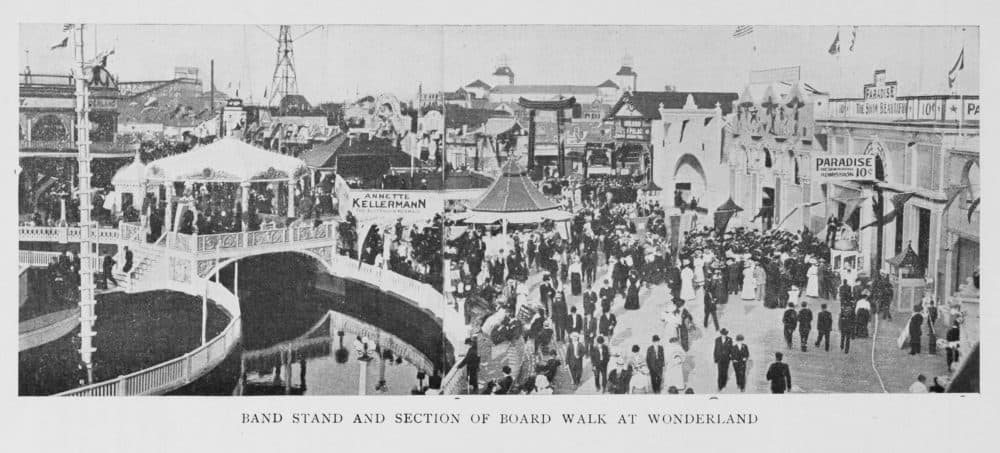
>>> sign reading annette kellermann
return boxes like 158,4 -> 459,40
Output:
813,155 -> 876,181
351,190 -> 444,222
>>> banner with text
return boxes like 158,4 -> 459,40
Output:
813,156 -> 876,181
350,190 -> 444,223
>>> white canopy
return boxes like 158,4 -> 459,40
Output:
111,156 -> 146,188
145,137 -> 308,183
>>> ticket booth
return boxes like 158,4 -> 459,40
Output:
887,244 -> 925,312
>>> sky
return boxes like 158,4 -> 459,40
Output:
19,24 -> 979,104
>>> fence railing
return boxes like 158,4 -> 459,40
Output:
57,279 -> 241,396
18,225 -> 120,243
194,223 -> 333,255
19,250 -> 100,269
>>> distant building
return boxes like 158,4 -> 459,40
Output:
117,67 -> 228,139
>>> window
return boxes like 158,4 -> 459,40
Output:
763,148 -> 772,168
915,145 -> 938,190
885,141 -> 906,184
679,120 -> 689,143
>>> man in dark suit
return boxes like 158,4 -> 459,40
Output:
599,279 -> 614,313
598,307 -> 617,339
494,365 -> 514,394
646,335 -> 666,394
815,303 -> 833,352
666,263 -> 682,301
590,336 -> 610,392
713,328 -> 733,391
731,334 -> 750,392
551,292 -> 569,342
797,301 -> 813,352
782,303 -> 798,349
568,306 -> 584,336
565,333 -> 586,386
838,308 -> 854,353
456,338 -> 481,393
703,287 -> 719,331
838,279 -> 854,309
582,285 -> 598,318
583,311 -> 599,353
766,352 -> 792,393
909,305 -> 925,355
122,246 -> 134,275
539,275 -> 556,313
102,253 -> 118,289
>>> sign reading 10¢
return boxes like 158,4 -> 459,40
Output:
813,156 -> 876,181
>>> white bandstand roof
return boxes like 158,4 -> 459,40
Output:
111,156 -> 147,188
145,137 -> 308,183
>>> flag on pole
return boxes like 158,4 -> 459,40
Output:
714,197 -> 744,233
50,37 -> 69,50
849,26 -> 858,52
828,30 -> 841,55
948,47 -> 965,89
968,197 -> 979,222
732,25 -> 754,38
63,24 -> 74,31
773,201 -> 824,231
860,192 -> 915,230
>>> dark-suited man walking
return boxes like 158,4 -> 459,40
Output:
815,304 -> 833,352
731,334 -> 750,392
782,303 -> 798,349
646,335 -> 665,394
713,328 -> 733,391
565,333 -> 586,386
797,302 -> 813,352
908,305 -> 925,355
590,336 -> 610,392
765,352 -> 792,394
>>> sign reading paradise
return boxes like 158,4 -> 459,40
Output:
350,190 -> 444,222
813,155 -> 876,181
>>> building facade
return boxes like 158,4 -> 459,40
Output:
724,67 -> 829,232
816,69 -> 980,312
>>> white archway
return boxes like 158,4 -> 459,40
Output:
673,153 -> 708,203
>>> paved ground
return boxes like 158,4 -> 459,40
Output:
471,256 -> 948,395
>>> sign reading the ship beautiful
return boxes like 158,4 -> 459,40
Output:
813,156 -> 876,181
351,190 -> 444,222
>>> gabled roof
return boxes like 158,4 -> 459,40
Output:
607,91 -> 739,120
597,79 -> 620,89
299,134 -> 348,168
465,79 -> 492,89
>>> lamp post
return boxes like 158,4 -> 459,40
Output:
73,24 -> 97,384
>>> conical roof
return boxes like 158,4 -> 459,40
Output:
716,197 -> 744,213
470,160 -> 561,213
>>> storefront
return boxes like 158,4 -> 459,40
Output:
817,69 -> 980,302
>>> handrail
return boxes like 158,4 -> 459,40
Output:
19,250 -> 101,269
57,279 -> 241,396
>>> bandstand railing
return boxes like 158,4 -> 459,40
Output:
57,280 -> 242,396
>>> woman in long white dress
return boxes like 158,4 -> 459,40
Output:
741,262 -> 757,301
680,261 -> 696,303
805,259 -> 820,298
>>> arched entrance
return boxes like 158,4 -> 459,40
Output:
673,153 -> 707,206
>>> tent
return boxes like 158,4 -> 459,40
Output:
111,154 -> 147,211
145,137 -> 308,183
463,160 -> 572,230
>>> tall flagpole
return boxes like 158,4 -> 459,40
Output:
74,24 -> 97,385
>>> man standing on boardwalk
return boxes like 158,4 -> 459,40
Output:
713,328 -> 733,391
456,338 -> 481,393
782,303 -> 798,349
766,352 -> 792,394
815,303 -> 833,352
797,302 -> 813,352
703,286 -> 720,332
590,336 -> 610,392
731,334 -> 750,392
838,308 -> 854,354
908,305 -> 925,355
646,335 -> 666,394
565,332 -> 586,386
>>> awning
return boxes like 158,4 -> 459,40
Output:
299,135 -> 347,169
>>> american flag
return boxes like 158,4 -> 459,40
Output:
732,25 -> 754,38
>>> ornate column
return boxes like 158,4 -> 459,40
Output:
287,177 -> 295,218
240,181 -> 250,231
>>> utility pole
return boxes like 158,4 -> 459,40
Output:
73,24 -> 97,384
